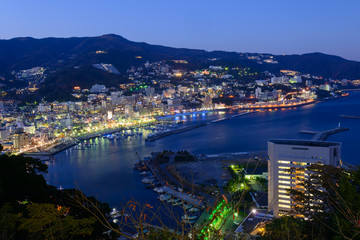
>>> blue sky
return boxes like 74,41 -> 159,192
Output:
1,0 -> 360,60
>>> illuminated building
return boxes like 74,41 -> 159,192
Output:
268,139 -> 341,217
12,132 -> 29,150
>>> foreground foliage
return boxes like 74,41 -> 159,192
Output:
0,149 -> 111,240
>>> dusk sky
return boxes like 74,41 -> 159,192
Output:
1,0 -> 360,60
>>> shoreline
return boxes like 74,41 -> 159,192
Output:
32,97 -> 332,156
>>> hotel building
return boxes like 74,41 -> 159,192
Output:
268,139 -> 341,217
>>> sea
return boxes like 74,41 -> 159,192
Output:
45,91 -> 360,207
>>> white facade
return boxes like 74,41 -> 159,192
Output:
268,140 -> 341,217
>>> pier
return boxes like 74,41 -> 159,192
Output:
145,123 -> 207,141
300,127 -> 349,141
146,111 -> 254,141
162,186 -> 204,207
340,115 -> 360,119
145,158 -> 205,208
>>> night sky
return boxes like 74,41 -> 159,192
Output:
1,0 -> 359,60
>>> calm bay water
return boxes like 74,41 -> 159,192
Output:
45,92 -> 360,207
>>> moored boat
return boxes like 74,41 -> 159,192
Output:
142,178 -> 154,184
158,194 -> 171,201
153,187 -> 164,193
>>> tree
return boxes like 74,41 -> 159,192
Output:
0,146 -> 112,240
0,203 -> 22,240
0,154 -> 49,205
264,216 -> 310,240
19,203 -> 96,240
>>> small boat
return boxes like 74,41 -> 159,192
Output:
154,187 -> 164,194
142,178 -> 154,184
140,171 -> 149,175
158,194 -> 171,201
189,207 -> 199,212
184,204 -> 192,210
110,208 -> 121,218
181,215 -> 197,220
182,219 -> 196,224
73,145 -> 86,150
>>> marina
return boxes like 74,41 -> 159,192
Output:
45,92 -> 360,209
137,157 -> 206,208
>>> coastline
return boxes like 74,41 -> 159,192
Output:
32,97 -> 336,156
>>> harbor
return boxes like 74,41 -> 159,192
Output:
45,92 -> 360,211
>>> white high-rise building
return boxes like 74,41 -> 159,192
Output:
268,139 -> 341,217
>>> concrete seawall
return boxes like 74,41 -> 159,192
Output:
300,127 -> 349,141
145,123 -> 207,141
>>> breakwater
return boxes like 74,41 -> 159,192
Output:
340,115 -> 360,119
145,123 -> 207,141
300,127 -> 349,141
236,100 -> 316,110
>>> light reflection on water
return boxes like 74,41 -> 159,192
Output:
46,92 -> 360,206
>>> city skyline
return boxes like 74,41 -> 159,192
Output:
1,0 -> 360,61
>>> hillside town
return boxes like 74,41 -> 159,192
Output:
0,59 -> 352,154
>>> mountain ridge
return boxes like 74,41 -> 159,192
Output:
0,34 -> 359,80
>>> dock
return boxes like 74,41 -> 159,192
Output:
162,187 -> 204,208
145,159 -> 205,208
300,127 -> 349,141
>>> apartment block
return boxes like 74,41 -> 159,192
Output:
268,139 -> 341,217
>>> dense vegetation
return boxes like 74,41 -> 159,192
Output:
0,145 -> 112,240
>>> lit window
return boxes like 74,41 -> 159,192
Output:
279,194 -> 291,199
279,204 -> 291,208
279,175 -> 290,179
279,166 -> 290,169
293,162 -> 307,166
278,161 -> 290,164
279,189 -> 288,193
279,185 -> 290,189
279,199 -> 291,203
279,180 -> 290,184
